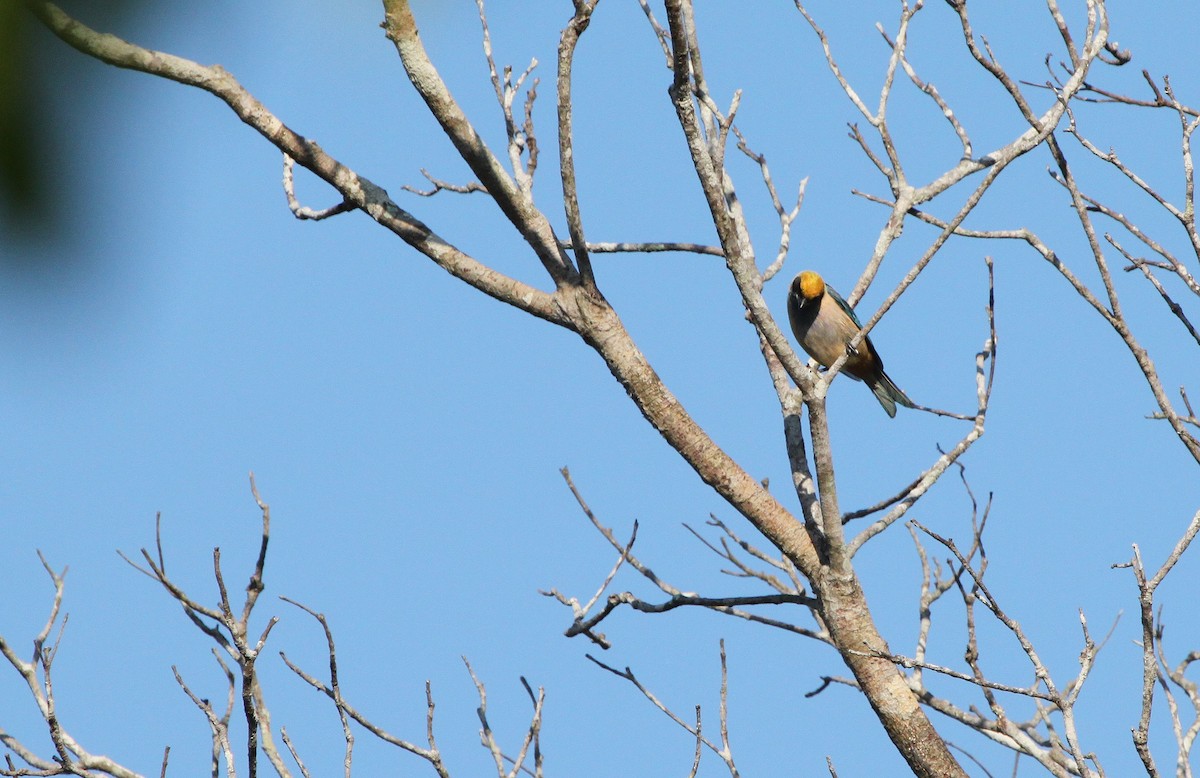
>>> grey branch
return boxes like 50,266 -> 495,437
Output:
560,240 -> 724,257
587,640 -> 739,776
549,468 -> 826,650
283,153 -> 355,220
0,556 -> 145,778
402,168 -> 490,197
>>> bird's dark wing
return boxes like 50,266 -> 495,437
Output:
825,283 -> 864,329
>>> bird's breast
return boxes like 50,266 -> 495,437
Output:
796,299 -> 856,367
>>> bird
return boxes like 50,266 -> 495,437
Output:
787,270 -> 915,418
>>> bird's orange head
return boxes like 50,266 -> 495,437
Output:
795,270 -> 826,301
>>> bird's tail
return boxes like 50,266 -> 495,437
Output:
870,370 -> 916,418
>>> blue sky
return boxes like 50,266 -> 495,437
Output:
3,1 -> 1200,775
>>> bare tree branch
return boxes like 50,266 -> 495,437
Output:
22,0 -> 567,326
548,468 -> 825,648
282,153 -> 354,220
383,0 -> 577,287
560,241 -> 724,257
587,640 -> 740,776
280,609 -> 450,778
0,557 -> 145,778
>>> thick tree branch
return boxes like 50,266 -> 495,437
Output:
22,0 -> 568,327
556,0 -> 599,289
382,0 -> 579,288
